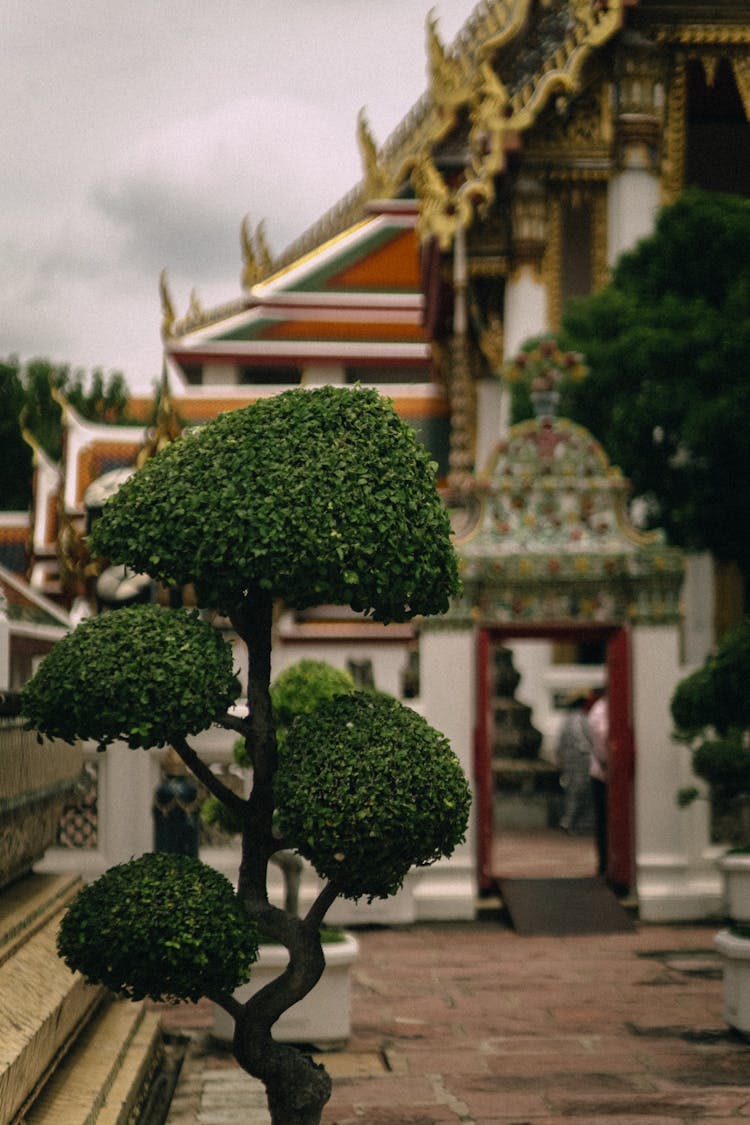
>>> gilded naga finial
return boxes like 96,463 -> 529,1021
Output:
427,10 -> 468,111
136,365 -> 183,468
159,270 -> 176,340
241,216 -> 273,289
357,109 -> 392,200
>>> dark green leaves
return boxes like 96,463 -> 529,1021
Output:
57,853 -> 258,1002
89,385 -> 460,621
559,189 -> 750,573
274,692 -> 471,900
21,603 -> 239,749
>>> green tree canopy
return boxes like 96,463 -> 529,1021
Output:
89,384 -> 460,621
0,356 -> 133,510
275,691 -> 470,901
556,190 -> 750,593
21,604 -> 240,752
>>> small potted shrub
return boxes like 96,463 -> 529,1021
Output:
671,617 -> 750,1031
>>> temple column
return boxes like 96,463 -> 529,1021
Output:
503,176 -> 548,361
633,623 -> 722,921
607,34 -> 665,265
418,619 -> 477,920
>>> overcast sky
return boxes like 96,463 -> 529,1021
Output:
1,2 -> 473,393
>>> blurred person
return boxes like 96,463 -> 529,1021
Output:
588,687 -> 609,876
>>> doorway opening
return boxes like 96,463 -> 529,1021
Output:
475,624 -> 633,895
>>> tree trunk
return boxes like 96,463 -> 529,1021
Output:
228,590 -> 335,1121
234,1000 -> 332,1124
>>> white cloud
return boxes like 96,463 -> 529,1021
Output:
0,1 -> 472,390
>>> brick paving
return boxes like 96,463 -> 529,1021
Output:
160,832 -> 750,1123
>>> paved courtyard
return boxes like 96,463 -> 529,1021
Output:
159,831 -> 750,1124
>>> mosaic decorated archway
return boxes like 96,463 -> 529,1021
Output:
453,415 -> 683,628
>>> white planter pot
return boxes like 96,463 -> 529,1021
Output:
720,854 -> 750,923
213,932 -> 359,1050
715,928 -> 750,1034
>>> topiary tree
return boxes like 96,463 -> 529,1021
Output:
21,385 -> 469,1125
671,617 -> 750,848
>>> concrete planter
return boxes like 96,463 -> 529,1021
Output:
213,932 -> 359,1050
720,853 -> 750,924
715,928 -> 750,1034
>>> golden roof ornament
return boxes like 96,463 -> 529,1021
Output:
136,366 -> 183,468
241,215 -> 273,289
427,11 -> 470,112
159,269 -> 176,340
357,109 -> 393,200
470,60 -> 511,178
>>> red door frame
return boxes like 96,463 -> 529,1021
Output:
475,624 -> 634,893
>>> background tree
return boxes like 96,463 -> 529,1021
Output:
0,356 -> 133,509
21,385 -> 470,1125
0,358 -> 32,510
671,616 -> 750,847
539,189 -> 750,610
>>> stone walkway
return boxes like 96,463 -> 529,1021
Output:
158,831 -> 750,1123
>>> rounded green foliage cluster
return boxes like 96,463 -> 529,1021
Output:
271,659 -> 355,732
21,604 -> 239,751
88,385 -> 460,620
672,617 -> 750,738
57,853 -> 259,1002
274,692 -> 471,900
671,618 -> 750,831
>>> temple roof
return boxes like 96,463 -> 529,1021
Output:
0,565 -> 70,636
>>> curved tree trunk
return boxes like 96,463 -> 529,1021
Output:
228,590 -> 337,1121
234,1006 -> 332,1124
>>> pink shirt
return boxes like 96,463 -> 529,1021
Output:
589,697 -> 608,781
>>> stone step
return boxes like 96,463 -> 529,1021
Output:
25,1000 -> 164,1125
0,883 -> 103,1124
0,872 -> 81,966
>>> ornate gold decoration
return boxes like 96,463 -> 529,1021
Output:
469,60 -> 511,178
732,57 -> 750,121
527,82 -> 613,166
511,176 -> 548,264
661,55 -> 687,203
479,0 -> 535,57
427,10 -> 472,113
136,368 -> 183,469
478,312 -> 505,373
357,109 -> 394,199
411,154 -> 474,249
159,270 -> 176,340
652,25 -> 750,48
241,215 -> 273,289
